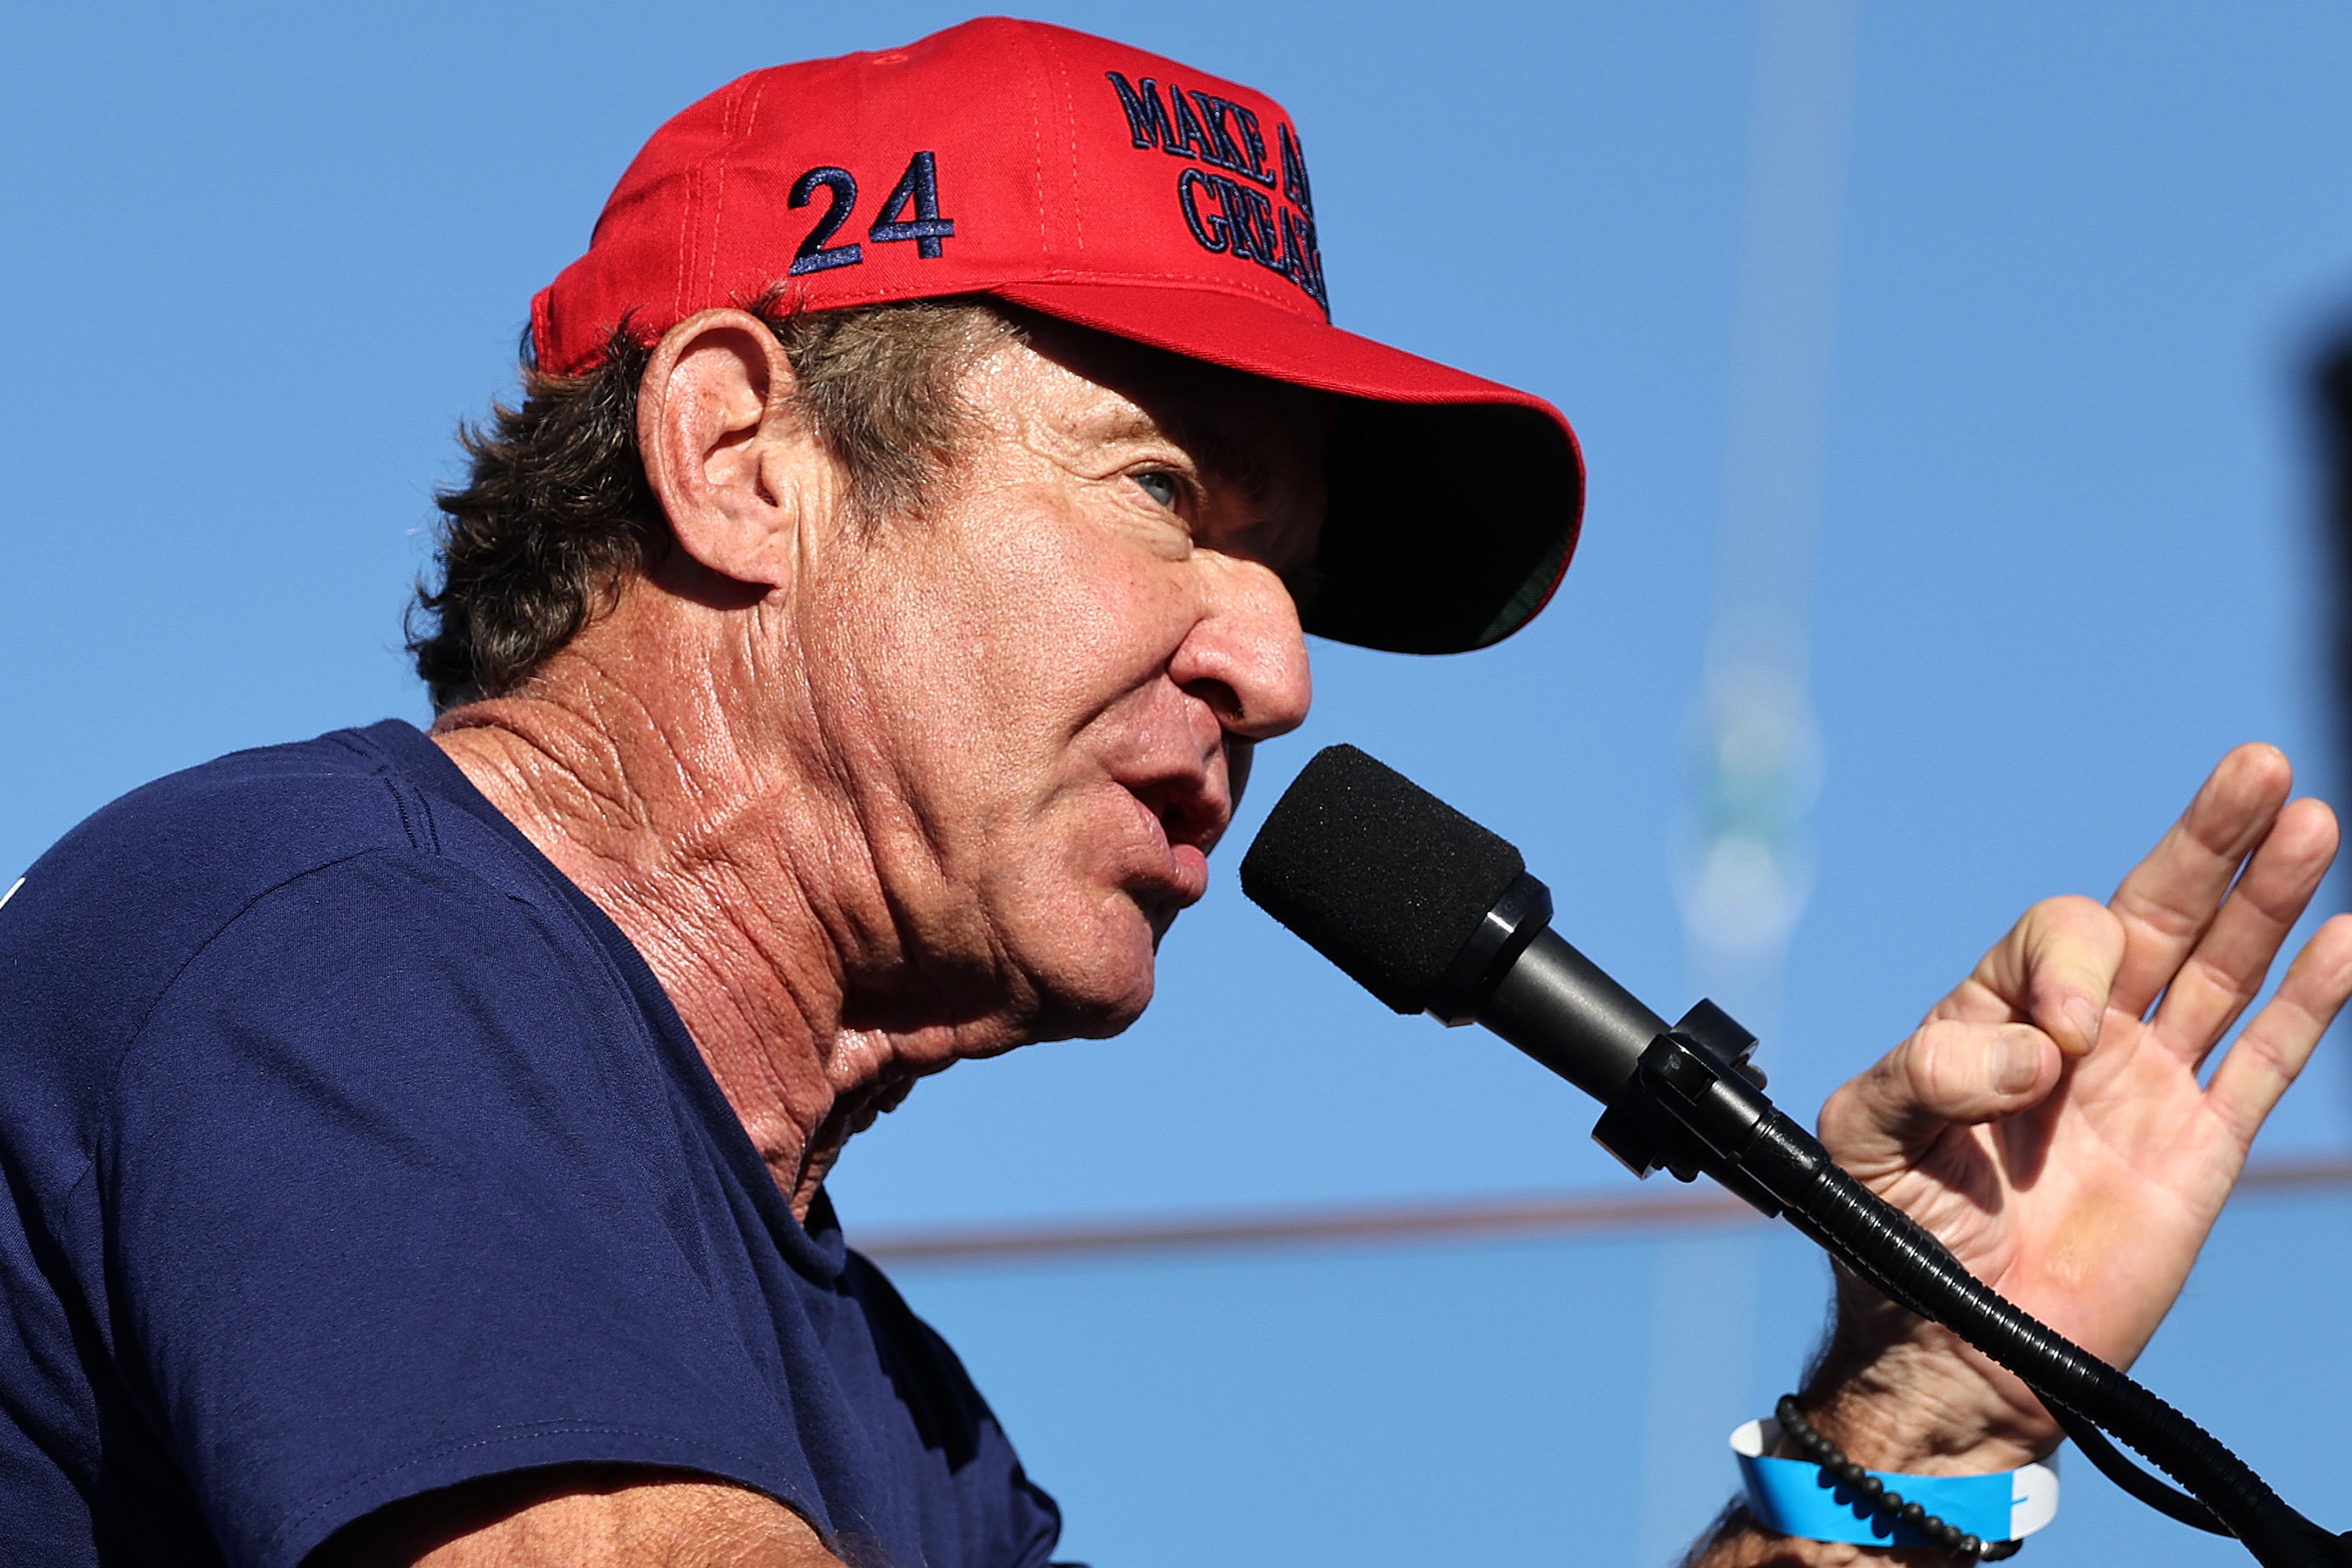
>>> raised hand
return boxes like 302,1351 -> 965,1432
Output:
1805,743 -> 2352,1468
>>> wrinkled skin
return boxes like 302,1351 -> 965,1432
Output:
1699,743 -> 2352,1566
344,309 -> 2352,1567
788,324 -> 1326,1042
434,310 -> 1322,1225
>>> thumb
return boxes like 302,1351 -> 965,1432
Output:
1818,1019 -> 2061,1178
1965,895 -> 2125,1058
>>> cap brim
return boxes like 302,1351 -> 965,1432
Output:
990,280 -> 1584,655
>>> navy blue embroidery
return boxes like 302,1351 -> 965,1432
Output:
1105,72 -> 1188,157
1166,88 -> 1217,162
1186,92 -> 1244,174
1279,122 -> 1313,219
1104,75 -> 1327,315
868,150 -> 956,259
1177,168 -> 1326,310
1187,92 -> 1274,187
1279,206 -> 1326,304
1210,175 -> 1264,261
1177,167 -> 1230,252
1228,103 -> 1276,187
789,166 -> 863,274
1233,182 -> 1281,265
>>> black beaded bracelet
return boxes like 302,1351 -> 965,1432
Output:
1774,1396 -> 2024,1561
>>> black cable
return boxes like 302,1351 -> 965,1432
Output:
1619,1021 -> 2345,1566
2044,1398 -> 2231,1535
1773,1394 -> 2022,1559
1235,753 -> 2336,1561
1727,1103 -> 2349,1568
1786,1206 -> 2229,1536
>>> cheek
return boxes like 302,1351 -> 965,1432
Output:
807,489 -> 1198,883
903,501 -> 1186,745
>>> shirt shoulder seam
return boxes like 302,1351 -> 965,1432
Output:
322,725 -> 441,857
84,845 -> 543,1185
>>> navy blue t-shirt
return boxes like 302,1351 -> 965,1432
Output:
0,721 -> 1066,1568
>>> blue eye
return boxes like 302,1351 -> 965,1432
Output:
1133,471 -> 1180,510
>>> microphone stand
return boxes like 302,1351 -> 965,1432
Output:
1588,1001 -> 2348,1568
1240,743 -> 2350,1566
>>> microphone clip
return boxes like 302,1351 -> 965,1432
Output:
1592,1000 -> 1784,1218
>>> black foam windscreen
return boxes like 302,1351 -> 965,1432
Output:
1240,744 -> 1526,1014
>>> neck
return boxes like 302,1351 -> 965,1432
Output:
429,601 -> 928,1220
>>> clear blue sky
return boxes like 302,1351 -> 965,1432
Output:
8,3 -> 2352,1564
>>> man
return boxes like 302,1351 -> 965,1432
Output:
0,18 -> 2344,1568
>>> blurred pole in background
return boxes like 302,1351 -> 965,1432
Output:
2314,334 -> 2352,873
2317,334 -> 2352,1142
1675,0 -> 1851,1033
1644,2 -> 1856,1560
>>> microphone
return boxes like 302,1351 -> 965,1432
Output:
1239,743 -> 1768,1188
1240,743 -> 2351,1566
1243,746 -> 1694,1100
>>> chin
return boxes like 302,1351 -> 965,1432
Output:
1047,949 -> 1159,1040
1020,900 -> 1163,1042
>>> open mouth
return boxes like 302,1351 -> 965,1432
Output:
1130,776 -> 1227,858
1118,778 -> 1225,907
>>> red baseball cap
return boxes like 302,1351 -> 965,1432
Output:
535,17 -> 1584,654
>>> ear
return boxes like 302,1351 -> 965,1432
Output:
637,308 -> 831,592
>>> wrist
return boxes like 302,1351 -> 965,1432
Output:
1798,1276 -> 2058,1474
1794,1374 -> 2043,1477
1698,1503 -> 2014,1568
1744,1397 -> 2055,1559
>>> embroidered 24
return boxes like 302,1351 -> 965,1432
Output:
789,152 -> 958,276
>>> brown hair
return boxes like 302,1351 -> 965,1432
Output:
408,297 -> 1016,711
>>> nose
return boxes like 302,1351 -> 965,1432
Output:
1170,553 -> 1314,744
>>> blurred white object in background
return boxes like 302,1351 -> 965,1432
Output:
1653,1 -> 1855,1561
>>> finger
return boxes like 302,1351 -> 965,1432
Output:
2204,914 -> 2352,1144
1818,1019 -> 2062,1176
2107,744 -> 2293,1020
1939,895 -> 2123,1058
2150,797 -> 2340,1061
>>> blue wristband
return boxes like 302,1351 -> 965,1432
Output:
1732,1418 -> 2059,1550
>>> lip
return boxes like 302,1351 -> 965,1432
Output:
1112,763 -> 1231,908
1131,808 -> 1211,908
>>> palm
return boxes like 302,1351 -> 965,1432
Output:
1895,1010 -> 2241,1355
1818,744 -> 2352,1434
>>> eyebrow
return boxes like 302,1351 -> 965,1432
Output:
1100,403 -> 1274,499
